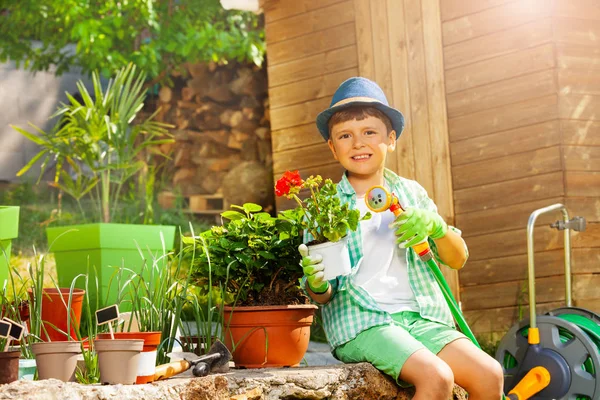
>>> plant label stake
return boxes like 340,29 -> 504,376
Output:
2,317 -> 24,352
0,320 -> 10,351
96,305 -> 120,340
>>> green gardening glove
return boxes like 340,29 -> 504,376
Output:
391,208 -> 448,248
298,244 -> 329,293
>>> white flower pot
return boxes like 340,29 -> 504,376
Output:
307,237 -> 352,281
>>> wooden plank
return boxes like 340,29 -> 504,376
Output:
264,0 -> 347,24
269,68 -> 358,109
270,97 -> 330,131
562,120 -> 600,146
452,146 -> 562,190
369,0 -> 396,173
450,121 -> 560,166
266,1 -> 354,44
405,0 -> 434,198
462,248 -> 600,287
574,274 -> 600,301
448,94 -> 558,142
563,146 -> 600,171
559,94 -> 600,121
465,302 -> 563,335
422,0 -> 453,221
387,0 -> 415,181
565,197 -> 600,222
445,44 -> 555,94
271,123 -> 322,153
467,226 -> 562,262
559,69 -> 600,96
467,223 -> 600,262
454,171 -> 564,214
422,0 -> 458,298
442,0 -> 548,46
553,0 -> 600,20
566,172 -> 600,196
456,196 -> 564,238
461,275 -> 566,310
443,19 -> 552,70
273,143 -> 335,174
447,69 -> 556,118
554,17 -> 600,47
267,22 -> 356,66
440,0 -> 513,22
268,45 -> 358,88
353,0 -> 375,80
557,45 -> 600,71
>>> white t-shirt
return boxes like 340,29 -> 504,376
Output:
353,195 -> 420,314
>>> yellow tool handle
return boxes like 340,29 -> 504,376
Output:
153,360 -> 191,381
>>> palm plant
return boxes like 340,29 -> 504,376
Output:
13,63 -> 174,223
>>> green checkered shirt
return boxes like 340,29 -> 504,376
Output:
302,169 -> 467,349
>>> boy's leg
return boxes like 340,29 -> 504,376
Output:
437,338 -> 504,400
334,323 -> 455,399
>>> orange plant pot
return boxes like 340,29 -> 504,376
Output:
98,331 -> 162,384
223,304 -> 317,368
29,288 -> 85,342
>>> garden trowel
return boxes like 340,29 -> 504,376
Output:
153,339 -> 232,381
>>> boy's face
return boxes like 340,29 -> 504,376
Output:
327,116 -> 396,178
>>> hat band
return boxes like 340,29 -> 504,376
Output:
332,96 -> 384,107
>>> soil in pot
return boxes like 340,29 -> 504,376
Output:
95,339 -> 144,385
0,351 -> 20,384
32,341 -> 81,381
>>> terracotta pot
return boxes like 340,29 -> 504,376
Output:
95,339 -> 144,385
32,341 -> 82,381
0,351 -> 20,384
97,331 -> 162,384
28,288 -> 85,342
223,304 -> 317,368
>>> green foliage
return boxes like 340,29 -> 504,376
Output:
0,0 -> 265,79
182,203 -> 305,306
12,64 -> 174,223
277,173 -> 371,244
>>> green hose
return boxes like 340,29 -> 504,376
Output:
423,256 -> 481,349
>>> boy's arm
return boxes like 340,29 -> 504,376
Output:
431,228 -> 468,270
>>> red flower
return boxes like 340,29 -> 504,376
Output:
275,170 -> 304,197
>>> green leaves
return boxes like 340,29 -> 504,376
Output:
13,64 -> 174,222
182,203 -> 304,306
0,0 -> 265,79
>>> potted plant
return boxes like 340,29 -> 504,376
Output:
182,203 -> 317,368
0,206 -> 19,286
275,171 -> 370,279
12,64 -> 176,308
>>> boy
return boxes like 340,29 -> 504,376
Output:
299,77 -> 503,400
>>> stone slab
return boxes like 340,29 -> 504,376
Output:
0,363 -> 467,400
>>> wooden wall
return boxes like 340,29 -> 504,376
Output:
442,0 -> 600,337
263,0 -> 459,296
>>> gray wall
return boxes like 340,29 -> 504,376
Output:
0,62 -> 90,182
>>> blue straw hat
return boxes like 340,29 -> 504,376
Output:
316,77 -> 405,141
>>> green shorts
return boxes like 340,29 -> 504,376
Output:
334,311 -> 465,386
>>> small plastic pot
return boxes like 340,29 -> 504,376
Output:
18,359 -> 37,380
32,341 -> 82,382
95,339 -> 144,385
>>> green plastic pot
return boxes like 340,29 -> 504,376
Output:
46,223 -> 176,309
0,206 -> 20,286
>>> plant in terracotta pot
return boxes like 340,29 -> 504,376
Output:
182,202 -> 316,368
275,171 -> 370,280
12,63 -> 176,308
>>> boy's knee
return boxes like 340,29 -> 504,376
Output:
422,361 -> 454,394
471,358 -> 504,396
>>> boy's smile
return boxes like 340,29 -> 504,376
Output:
327,116 -> 396,185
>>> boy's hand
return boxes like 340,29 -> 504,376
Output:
391,208 -> 448,248
298,244 -> 329,293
